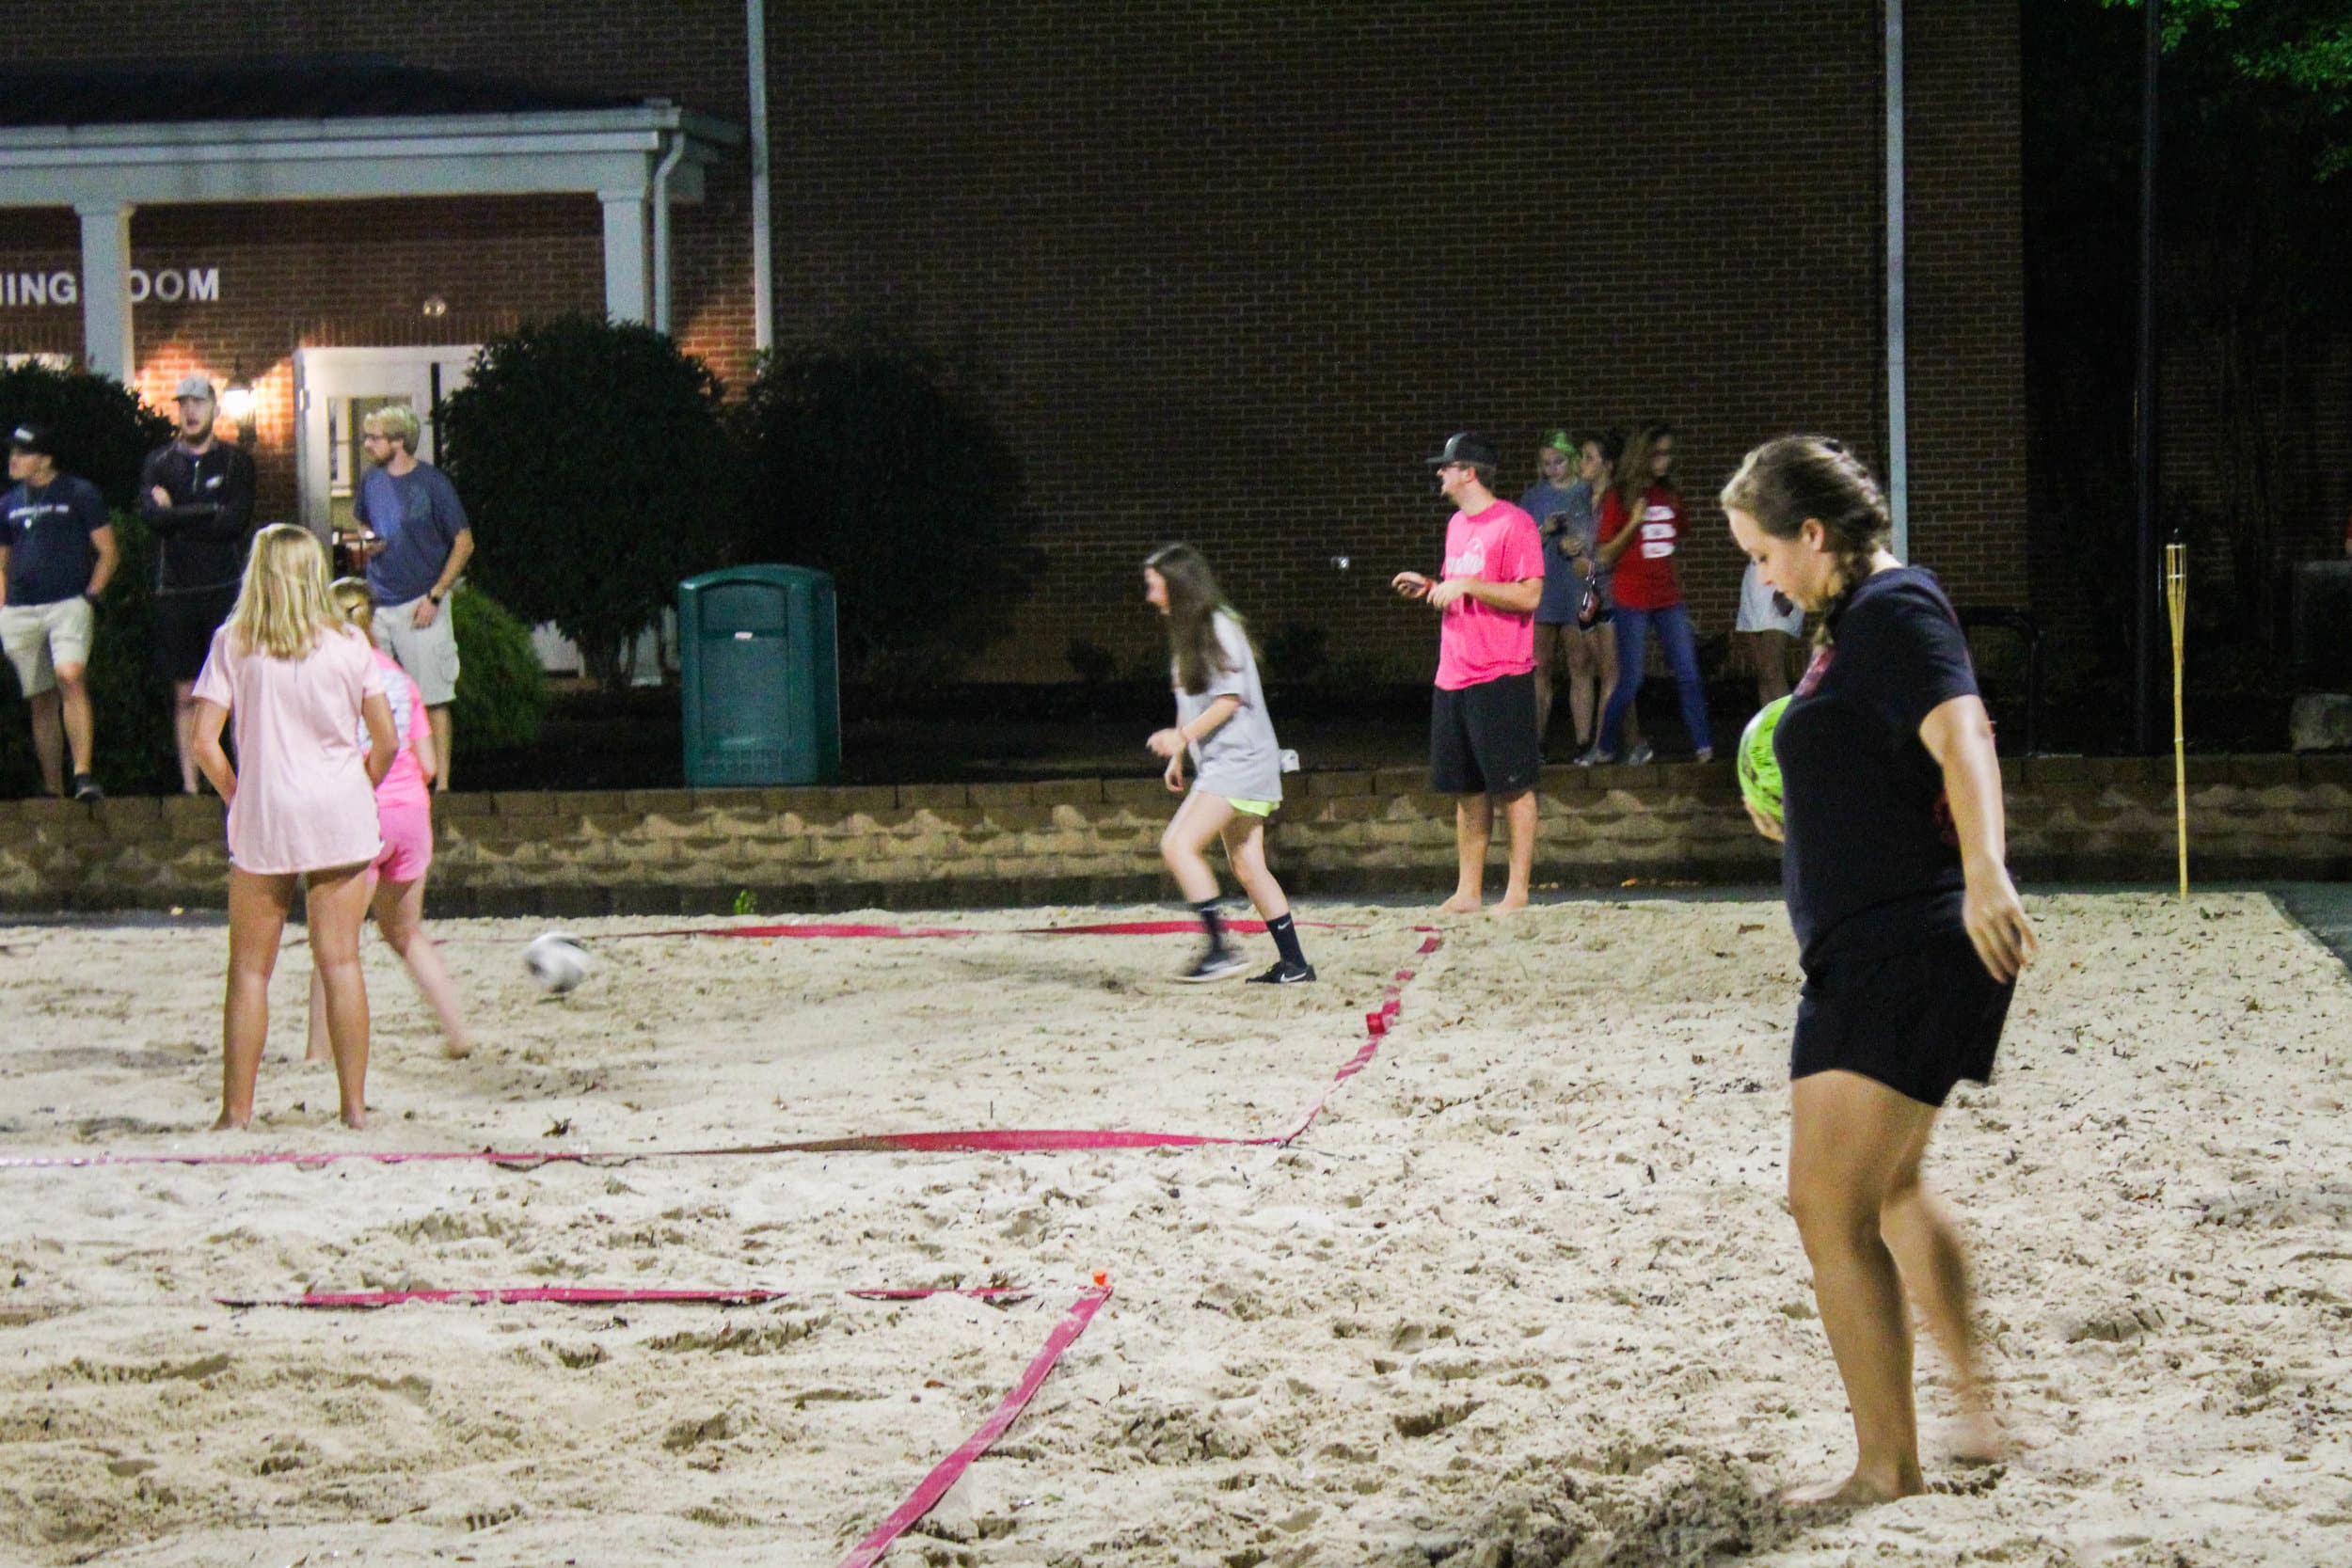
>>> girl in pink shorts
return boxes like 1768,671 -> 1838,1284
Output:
305,579 -> 472,1059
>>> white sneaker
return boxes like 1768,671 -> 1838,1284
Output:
1180,949 -> 1249,983
1627,740 -> 1656,766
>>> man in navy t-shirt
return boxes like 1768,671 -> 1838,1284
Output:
0,424 -> 118,800
346,404 -> 471,790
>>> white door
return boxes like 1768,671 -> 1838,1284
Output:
293,345 -> 479,540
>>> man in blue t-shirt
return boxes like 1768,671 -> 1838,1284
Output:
1,424 -> 119,800
346,404 -> 471,790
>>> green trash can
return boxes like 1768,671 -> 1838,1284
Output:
678,565 -> 841,787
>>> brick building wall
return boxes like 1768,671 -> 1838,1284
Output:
4,0 -> 2030,683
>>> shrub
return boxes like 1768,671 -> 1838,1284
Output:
450,586 -> 548,752
0,364 -> 173,509
439,316 -> 737,691
734,325 -> 1041,684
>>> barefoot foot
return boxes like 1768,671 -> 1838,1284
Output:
340,1106 -> 368,1131
1950,1409 -> 2006,1466
1776,1466 -> 1923,1507
210,1110 -> 251,1132
1437,893 -> 1482,915
440,1039 -> 474,1060
1491,893 -> 1531,914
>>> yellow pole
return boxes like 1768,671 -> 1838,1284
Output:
2165,541 -> 2188,901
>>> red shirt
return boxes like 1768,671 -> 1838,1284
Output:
1600,483 -> 1685,610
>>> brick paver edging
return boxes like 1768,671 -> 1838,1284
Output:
2,756 -> 2346,916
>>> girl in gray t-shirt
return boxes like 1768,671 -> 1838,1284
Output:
1142,545 -> 1314,985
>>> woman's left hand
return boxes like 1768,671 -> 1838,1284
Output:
1963,869 -> 2038,983
1163,754 -> 1184,793
1147,727 -> 1186,759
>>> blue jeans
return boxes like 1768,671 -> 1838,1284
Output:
1598,604 -> 1712,755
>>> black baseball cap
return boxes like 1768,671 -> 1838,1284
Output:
1425,431 -> 1498,470
8,423 -> 56,457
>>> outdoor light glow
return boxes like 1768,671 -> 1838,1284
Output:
217,379 -> 256,424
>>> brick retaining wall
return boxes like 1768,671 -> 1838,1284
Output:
3,757 -> 2346,917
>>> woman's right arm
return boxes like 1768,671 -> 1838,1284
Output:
1919,697 -> 2036,982
192,700 -> 236,802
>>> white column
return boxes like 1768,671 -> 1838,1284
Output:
600,192 -> 650,324
75,202 -> 135,382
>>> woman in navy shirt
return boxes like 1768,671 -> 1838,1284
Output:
1723,436 -> 2036,1507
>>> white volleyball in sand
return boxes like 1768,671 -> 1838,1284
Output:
523,932 -> 592,994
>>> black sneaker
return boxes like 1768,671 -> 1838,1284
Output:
1179,949 -> 1249,983
70,773 -> 103,802
1247,959 -> 1317,985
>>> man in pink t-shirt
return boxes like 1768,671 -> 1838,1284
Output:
1391,431 -> 1546,913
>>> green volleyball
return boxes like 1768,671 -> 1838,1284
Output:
1738,696 -> 1790,825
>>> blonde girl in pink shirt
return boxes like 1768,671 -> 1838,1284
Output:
304,578 -> 472,1060
191,526 -> 396,1130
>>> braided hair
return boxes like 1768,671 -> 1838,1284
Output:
1718,436 -> 1891,645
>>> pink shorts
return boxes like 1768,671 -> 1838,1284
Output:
372,796 -> 434,883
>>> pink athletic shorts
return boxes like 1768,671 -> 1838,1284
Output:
372,796 -> 434,883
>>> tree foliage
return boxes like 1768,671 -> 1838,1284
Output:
733,327 -> 1041,688
2101,0 -> 2352,173
0,363 -> 173,509
2028,0 -> 2352,704
439,316 -> 737,691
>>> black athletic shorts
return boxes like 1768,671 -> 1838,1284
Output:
1792,918 -> 2014,1108
1429,672 -> 1541,797
150,583 -> 239,684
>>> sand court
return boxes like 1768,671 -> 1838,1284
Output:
3,893 -> 2350,1563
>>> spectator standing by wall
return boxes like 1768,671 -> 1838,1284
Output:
1735,559 -> 1806,706
1520,429 -> 1597,753
1568,429 -> 1640,763
1,423 -> 118,800
1392,432 -> 1546,914
1590,421 -> 1713,764
348,404 -> 470,790
140,375 -> 257,795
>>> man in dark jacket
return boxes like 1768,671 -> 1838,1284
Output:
139,373 -> 256,794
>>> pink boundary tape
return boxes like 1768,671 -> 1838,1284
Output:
837,1285 -> 1109,1568
612,916 -> 1365,941
213,1283 -> 1040,1310
211,1280 -> 1110,1565
0,930 -> 1441,1171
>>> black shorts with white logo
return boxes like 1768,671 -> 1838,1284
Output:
1429,672 -> 1541,797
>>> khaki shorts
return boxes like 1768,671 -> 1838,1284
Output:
372,594 -> 461,706
0,596 -> 94,698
